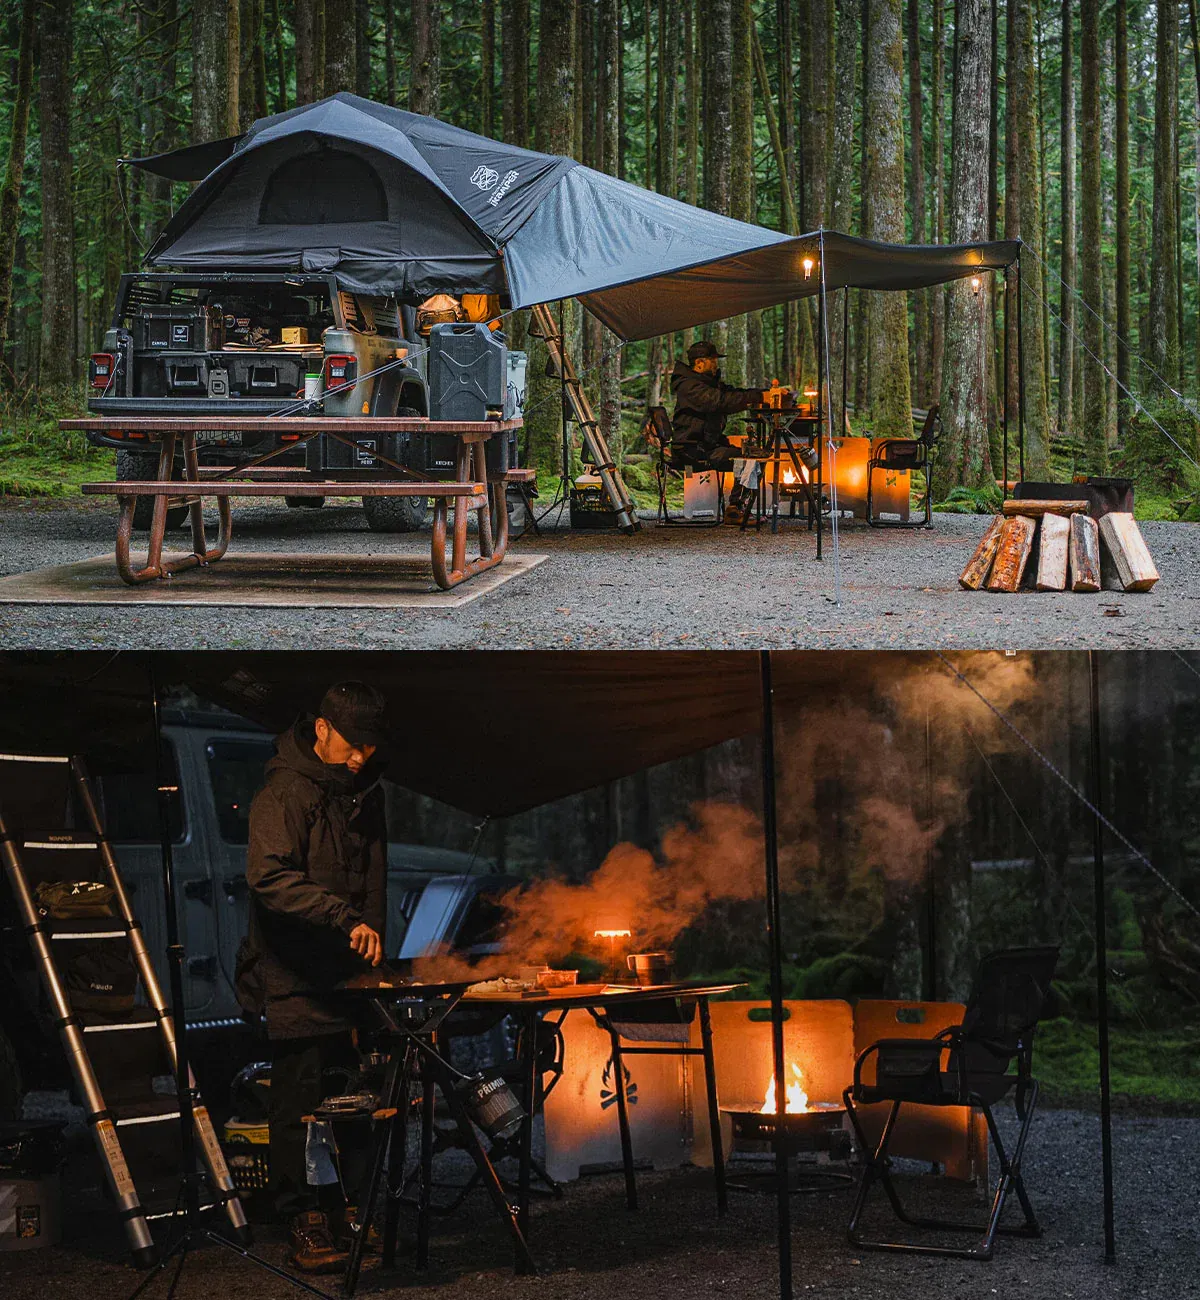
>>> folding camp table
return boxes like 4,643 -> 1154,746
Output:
458,979 -> 745,1268
63,415 -> 533,591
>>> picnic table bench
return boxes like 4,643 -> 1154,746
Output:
62,415 -> 533,591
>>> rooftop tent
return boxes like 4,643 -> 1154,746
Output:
128,94 -> 1018,335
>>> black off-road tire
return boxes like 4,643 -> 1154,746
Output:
362,406 -> 428,532
116,450 -> 188,531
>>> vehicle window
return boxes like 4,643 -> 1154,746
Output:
454,889 -> 508,951
205,738 -> 275,845
97,742 -> 185,844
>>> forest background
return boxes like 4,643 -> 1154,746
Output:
0,0 -> 1198,518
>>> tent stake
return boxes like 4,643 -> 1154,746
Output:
1089,651 -> 1117,1265
759,650 -> 792,1300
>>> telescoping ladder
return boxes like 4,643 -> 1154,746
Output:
0,752 -> 249,1266
529,301 -> 641,532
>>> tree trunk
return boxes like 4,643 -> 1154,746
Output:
193,0 -> 236,139
864,0 -> 912,440
295,0 -> 326,105
703,0 -> 733,358
39,0 -> 76,388
481,0 -> 494,133
0,0 -> 34,363
808,0 -> 834,228
407,0 -> 439,113
830,0 -> 859,426
934,0 -> 993,494
1008,0 -> 1050,477
777,0 -> 797,382
1079,0 -> 1106,470
501,0 -> 530,146
906,0 -> 928,406
930,0 -> 945,399
726,0 -> 753,386
239,0 -> 267,130
854,0 -> 871,415
1057,0 -> 1076,436
656,0 -> 680,381
524,0 -> 575,480
1149,0 -> 1180,382
355,0 -> 371,96
598,0 -> 623,454
324,0 -> 357,95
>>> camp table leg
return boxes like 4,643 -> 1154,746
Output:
474,442 -> 495,559
517,1011 -> 538,1243
607,1025 -> 639,1211
698,997 -> 728,1215
452,441 -> 471,577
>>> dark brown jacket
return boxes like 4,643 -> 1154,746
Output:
669,360 -> 761,455
238,718 -> 387,1039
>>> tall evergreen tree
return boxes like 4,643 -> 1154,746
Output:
935,0 -> 994,494
1148,0 -> 1181,382
906,0 -> 929,405
1058,0 -> 1076,436
294,0 -> 326,105
0,0 -> 36,362
501,0 -> 530,147
324,0 -> 356,94
1079,0 -> 1106,470
864,0 -> 912,440
39,0 -> 76,387
409,0 -> 440,114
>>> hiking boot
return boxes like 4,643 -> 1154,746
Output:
288,1210 -> 349,1274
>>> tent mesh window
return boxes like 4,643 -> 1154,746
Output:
259,148 -> 387,225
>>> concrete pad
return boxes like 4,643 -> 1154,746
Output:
0,550 -> 549,609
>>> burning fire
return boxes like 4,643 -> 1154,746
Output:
761,1063 -> 810,1115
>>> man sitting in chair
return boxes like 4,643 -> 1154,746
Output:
670,340 -> 778,521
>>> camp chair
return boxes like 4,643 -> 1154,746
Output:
843,945 -> 1059,1260
642,405 -> 723,527
406,1010 -> 566,1214
866,403 -> 941,527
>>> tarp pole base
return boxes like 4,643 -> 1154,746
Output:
530,301 -> 641,533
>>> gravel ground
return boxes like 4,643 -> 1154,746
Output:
1,1107 -> 1195,1300
1,498 -> 1197,649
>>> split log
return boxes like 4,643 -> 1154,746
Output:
1035,512 -> 1070,590
986,515 -> 1037,592
1001,498 -> 1088,517
958,515 -> 1006,589
1098,512 -> 1160,592
1069,513 -> 1101,592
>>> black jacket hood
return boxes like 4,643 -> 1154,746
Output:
268,715 -> 386,795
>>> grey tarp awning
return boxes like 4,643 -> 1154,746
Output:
128,93 -> 1018,340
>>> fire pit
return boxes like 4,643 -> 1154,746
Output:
722,1062 -> 853,1195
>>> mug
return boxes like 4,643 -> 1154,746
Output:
626,952 -> 672,986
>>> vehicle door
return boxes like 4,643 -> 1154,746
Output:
199,730 -> 277,1019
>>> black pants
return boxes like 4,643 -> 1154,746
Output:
269,1031 -> 364,1221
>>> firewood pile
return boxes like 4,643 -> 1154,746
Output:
959,501 -> 1160,594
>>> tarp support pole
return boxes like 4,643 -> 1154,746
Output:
1089,650 -> 1117,1265
1016,252 -> 1026,483
759,650 -> 792,1300
1002,269 -> 1010,497
841,287 -> 849,439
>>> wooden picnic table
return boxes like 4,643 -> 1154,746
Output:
62,415 -> 532,591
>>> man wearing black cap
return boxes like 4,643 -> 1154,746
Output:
669,340 -> 778,518
238,681 -> 389,1272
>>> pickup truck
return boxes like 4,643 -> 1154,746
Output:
0,707 -> 516,1117
87,272 -> 526,532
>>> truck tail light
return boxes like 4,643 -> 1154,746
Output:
90,352 -> 116,390
324,353 -> 357,391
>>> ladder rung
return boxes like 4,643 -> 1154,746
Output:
23,840 -> 98,850
50,929 -> 127,940
83,1020 -> 158,1034
114,1111 -> 181,1128
0,753 -> 70,763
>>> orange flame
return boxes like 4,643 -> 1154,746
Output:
761,1063 -> 810,1115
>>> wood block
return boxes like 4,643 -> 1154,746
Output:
1069,513 -> 1101,592
1035,512 -> 1070,590
1098,512 -> 1160,591
1001,498 -> 1088,517
986,515 -> 1037,592
958,515 -> 1006,590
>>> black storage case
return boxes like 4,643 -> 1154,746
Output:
133,304 -> 225,352
427,323 -> 507,421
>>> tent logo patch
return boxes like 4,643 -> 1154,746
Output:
487,170 -> 520,207
470,165 -> 500,192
